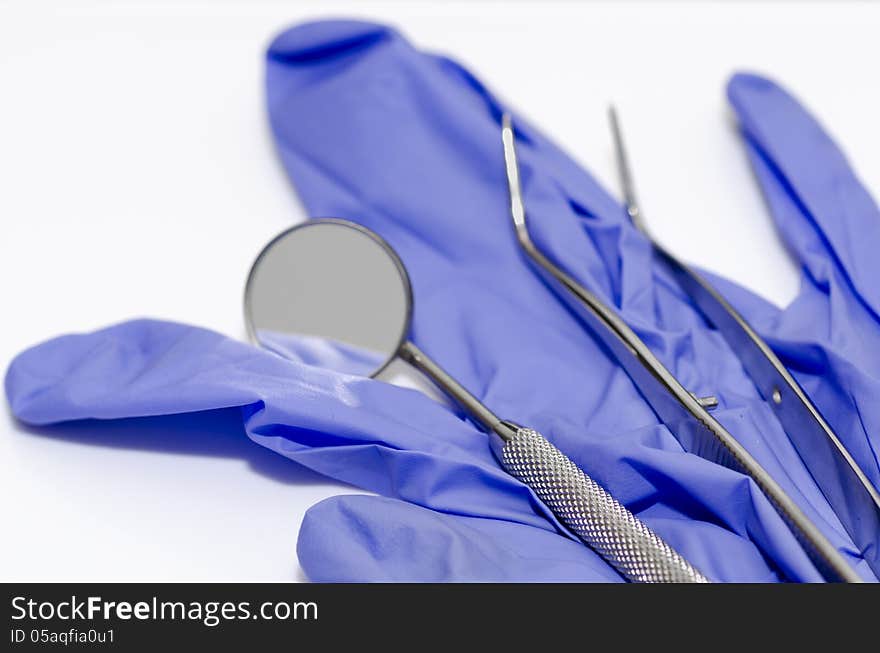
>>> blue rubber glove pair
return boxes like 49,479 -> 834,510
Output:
6,20 -> 879,581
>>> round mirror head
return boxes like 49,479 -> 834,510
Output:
244,219 -> 412,378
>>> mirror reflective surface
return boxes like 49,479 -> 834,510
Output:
245,220 -> 411,377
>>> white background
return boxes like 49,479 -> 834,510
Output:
1,0 -> 878,581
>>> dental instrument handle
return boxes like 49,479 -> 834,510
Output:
400,341 -> 708,583
491,426 -> 709,583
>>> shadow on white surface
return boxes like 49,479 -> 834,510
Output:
10,407 -> 340,489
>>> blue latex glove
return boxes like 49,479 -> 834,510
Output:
6,20 -> 879,581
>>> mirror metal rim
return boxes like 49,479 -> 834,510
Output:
243,217 -> 415,379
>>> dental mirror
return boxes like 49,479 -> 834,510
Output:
245,219 -> 409,378
243,217 -> 707,583
245,218 -> 505,432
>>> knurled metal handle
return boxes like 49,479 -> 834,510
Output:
498,427 -> 709,583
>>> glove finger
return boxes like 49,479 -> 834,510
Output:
727,72 -> 880,316
6,319 -> 268,423
296,494 -> 779,582
4,318 -> 568,533
298,494 -> 618,582
726,74 -> 880,490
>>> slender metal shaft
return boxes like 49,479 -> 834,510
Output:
608,106 -> 645,232
398,340 -> 516,441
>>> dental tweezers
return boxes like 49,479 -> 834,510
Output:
501,111 -> 880,583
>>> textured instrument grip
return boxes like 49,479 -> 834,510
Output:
499,427 -> 709,583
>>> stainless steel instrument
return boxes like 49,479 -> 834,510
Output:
244,218 -> 708,583
607,107 -> 880,578
501,111 -> 873,583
